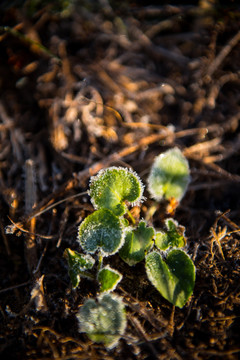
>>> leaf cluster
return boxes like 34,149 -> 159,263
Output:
65,150 -> 195,347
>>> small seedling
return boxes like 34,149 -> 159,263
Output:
77,293 -> 127,348
64,156 -> 195,346
147,147 -> 190,202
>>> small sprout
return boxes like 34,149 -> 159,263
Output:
89,167 -> 144,216
98,266 -> 122,293
78,208 -> 124,256
145,250 -> 195,308
155,218 -> 186,250
147,147 -> 190,202
64,248 -> 95,288
77,293 -> 127,348
119,221 -> 154,266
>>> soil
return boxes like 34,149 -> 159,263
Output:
1,1 -> 240,359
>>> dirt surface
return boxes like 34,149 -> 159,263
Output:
1,1 -> 240,359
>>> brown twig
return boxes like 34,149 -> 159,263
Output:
206,30 -> 240,78
128,314 -> 160,359
24,159 -> 38,274
7,216 -> 57,240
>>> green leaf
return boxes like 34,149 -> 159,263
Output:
145,250 -> 195,308
155,218 -> 186,250
98,266 -> 122,293
89,167 -> 144,216
147,147 -> 190,201
64,248 -> 95,288
119,221 -> 154,266
154,231 -> 169,251
78,208 -> 124,256
77,293 -> 127,348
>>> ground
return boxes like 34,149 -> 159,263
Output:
0,1 -> 240,359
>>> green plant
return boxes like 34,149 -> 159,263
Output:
145,250 -> 195,308
147,147 -> 190,202
119,221 -> 155,266
155,218 -> 186,250
77,208 -> 124,255
65,152 -> 195,347
64,248 -> 95,288
77,293 -> 126,349
89,166 -> 144,216
98,266 -> 122,293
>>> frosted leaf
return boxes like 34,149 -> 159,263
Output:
78,208 -> 124,256
64,248 -> 95,288
77,293 -> 127,348
89,167 -> 144,216
155,218 -> 186,250
98,266 -> 122,293
145,250 -> 195,308
119,221 -> 154,266
147,148 -> 190,202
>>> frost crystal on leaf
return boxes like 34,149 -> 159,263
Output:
147,147 -> 190,202
89,167 -> 144,216
78,208 -> 124,256
77,293 -> 127,348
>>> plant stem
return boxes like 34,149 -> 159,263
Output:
78,270 -> 95,280
98,254 -> 103,272
127,209 -> 136,225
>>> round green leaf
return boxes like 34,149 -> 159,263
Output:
147,147 -> 190,201
119,221 -> 154,266
89,167 -> 144,216
78,208 -> 124,256
98,266 -> 122,293
145,250 -> 195,308
77,293 -> 127,348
